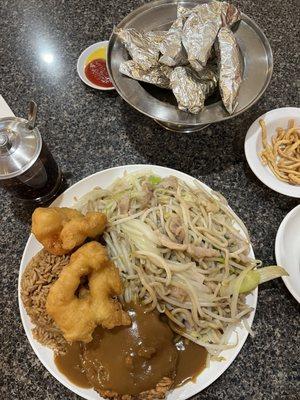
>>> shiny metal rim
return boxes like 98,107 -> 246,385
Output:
154,119 -> 210,132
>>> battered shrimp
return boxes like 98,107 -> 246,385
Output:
32,207 -> 107,255
46,241 -> 131,342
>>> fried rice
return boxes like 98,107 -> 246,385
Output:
21,249 -> 70,354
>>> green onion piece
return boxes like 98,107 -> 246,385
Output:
239,271 -> 260,293
239,266 -> 288,293
256,266 -> 288,284
148,175 -> 162,185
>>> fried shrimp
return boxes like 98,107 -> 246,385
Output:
32,207 -> 107,255
46,242 -> 131,342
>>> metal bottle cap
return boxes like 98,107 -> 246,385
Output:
0,117 -> 42,180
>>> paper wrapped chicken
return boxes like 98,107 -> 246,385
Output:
115,28 -> 159,70
119,60 -> 171,88
177,4 -> 191,18
170,66 -> 218,114
159,17 -> 186,67
215,26 -> 242,114
182,1 -> 240,71
145,30 -> 168,51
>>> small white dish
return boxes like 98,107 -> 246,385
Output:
275,204 -> 300,304
244,107 -> 300,198
77,41 -> 114,90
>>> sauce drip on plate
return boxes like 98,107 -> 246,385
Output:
55,342 -> 91,388
84,59 -> 112,88
55,304 -> 207,393
174,339 -> 207,387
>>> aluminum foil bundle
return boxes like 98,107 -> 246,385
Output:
170,66 -> 218,114
119,60 -> 171,88
180,1 -> 240,25
177,5 -> 190,18
182,1 -> 240,71
224,3 -> 241,27
145,30 -> 168,51
159,17 -> 187,67
115,28 -> 159,70
215,26 -> 242,114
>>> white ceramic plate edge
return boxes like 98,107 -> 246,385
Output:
18,164 -> 258,400
275,204 -> 300,304
244,107 -> 300,198
77,41 -> 114,91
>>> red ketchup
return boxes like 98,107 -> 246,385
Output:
84,58 -> 113,88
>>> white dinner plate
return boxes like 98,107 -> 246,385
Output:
275,204 -> 300,304
18,164 -> 258,400
77,41 -> 114,90
244,107 -> 300,198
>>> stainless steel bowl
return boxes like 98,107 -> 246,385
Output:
107,0 -> 273,133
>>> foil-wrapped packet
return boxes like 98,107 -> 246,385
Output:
182,1 -> 240,71
145,30 -> 168,51
177,5 -> 190,18
224,3 -> 241,27
159,17 -> 187,67
170,66 -> 218,114
215,26 -> 242,114
181,1 -> 240,25
115,28 -> 159,70
120,60 -> 171,88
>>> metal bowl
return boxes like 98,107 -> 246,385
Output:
107,0 -> 273,133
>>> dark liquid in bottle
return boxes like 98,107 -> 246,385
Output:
1,141 -> 64,203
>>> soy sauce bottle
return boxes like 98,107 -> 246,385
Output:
0,102 -> 65,203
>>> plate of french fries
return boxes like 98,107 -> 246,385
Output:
244,107 -> 300,198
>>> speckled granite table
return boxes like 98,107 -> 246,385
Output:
0,0 -> 299,399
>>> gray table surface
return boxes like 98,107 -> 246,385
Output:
0,0 -> 299,399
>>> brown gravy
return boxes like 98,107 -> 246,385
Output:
174,340 -> 207,387
81,304 -> 178,395
55,304 -> 207,394
54,342 -> 91,388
